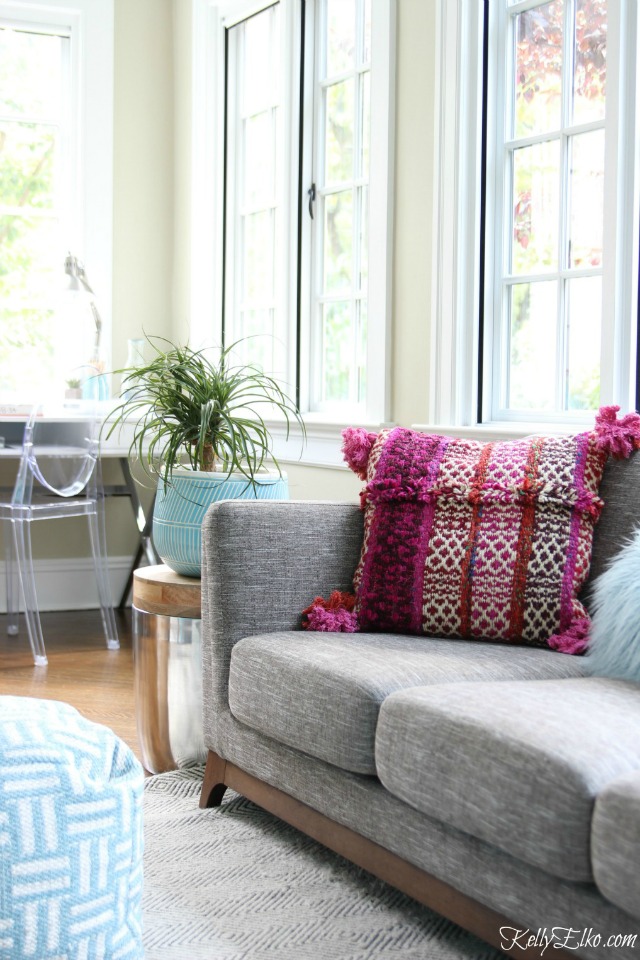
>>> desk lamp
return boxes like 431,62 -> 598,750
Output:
63,253 -> 102,366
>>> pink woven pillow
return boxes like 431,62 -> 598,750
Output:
335,410 -> 640,653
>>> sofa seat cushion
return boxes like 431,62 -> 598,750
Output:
229,631 -> 585,775
592,770 -> 640,920
376,677 -> 640,882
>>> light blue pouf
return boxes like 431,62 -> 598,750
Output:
0,697 -> 144,959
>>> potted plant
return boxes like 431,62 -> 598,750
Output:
106,338 -> 304,576
65,377 -> 83,400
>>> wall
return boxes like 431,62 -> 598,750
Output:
112,0 -> 175,370
391,0 -> 435,428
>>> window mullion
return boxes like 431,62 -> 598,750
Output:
556,124 -> 569,411
352,3 -> 364,407
556,0 -> 575,410
309,0 -> 325,409
492,2 -> 511,418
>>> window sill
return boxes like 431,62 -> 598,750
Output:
411,421 -> 594,442
270,417 -> 597,468
267,415 -> 384,469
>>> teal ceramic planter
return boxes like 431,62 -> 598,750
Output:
153,468 -> 289,577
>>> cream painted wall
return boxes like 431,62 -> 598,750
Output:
391,0 -> 436,428
112,0 -> 174,372
285,463 -> 362,501
171,0 -> 193,345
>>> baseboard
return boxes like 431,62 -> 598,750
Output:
0,556 -> 132,612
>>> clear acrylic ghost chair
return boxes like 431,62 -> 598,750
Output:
1,401 -> 119,666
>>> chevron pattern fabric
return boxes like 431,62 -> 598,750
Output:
143,767 -> 504,960
0,697 -> 144,960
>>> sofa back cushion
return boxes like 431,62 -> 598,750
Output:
582,451 -> 640,603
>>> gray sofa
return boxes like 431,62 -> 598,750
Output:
199,454 -> 640,959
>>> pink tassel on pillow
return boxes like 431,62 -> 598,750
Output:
342,427 -> 377,480
594,405 -> 640,460
302,591 -> 358,633
547,617 -> 590,655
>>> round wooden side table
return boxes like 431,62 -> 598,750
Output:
133,564 -> 207,774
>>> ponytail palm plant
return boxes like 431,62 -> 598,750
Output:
106,338 -> 304,488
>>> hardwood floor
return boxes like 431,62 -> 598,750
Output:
0,609 -> 142,764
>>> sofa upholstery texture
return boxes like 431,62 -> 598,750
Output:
200,454 -> 640,960
592,771 -> 640,919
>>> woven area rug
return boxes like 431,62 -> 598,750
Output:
143,766 -> 506,960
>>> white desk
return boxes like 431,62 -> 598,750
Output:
0,413 -> 158,606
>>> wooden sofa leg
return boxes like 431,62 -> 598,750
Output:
200,750 -> 228,808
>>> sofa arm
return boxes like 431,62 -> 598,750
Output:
592,769 -> 640,920
200,500 -> 363,733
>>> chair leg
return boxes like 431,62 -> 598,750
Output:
4,521 -> 19,636
12,520 -> 47,666
87,507 -> 119,651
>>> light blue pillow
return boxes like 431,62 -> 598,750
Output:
587,527 -> 640,681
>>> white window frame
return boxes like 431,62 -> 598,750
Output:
221,0 -> 297,394
191,0 -> 395,466
0,0 -> 114,374
426,0 -> 640,438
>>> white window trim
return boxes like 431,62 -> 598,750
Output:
0,0 -> 114,370
428,0 -> 485,429
190,0 -> 395,466
428,0 -> 640,438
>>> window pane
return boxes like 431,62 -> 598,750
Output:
0,216 -> 61,298
312,0 -> 371,413
237,308 -> 273,368
566,276 -> 601,410
513,1 -> 563,138
358,185 -> 368,291
244,111 -> 275,207
0,28 -> 67,402
243,211 -> 273,301
325,0 -> 355,77
508,281 -> 557,410
322,300 -> 351,402
357,298 -> 367,404
325,79 -> 354,184
242,7 -> 278,114
0,28 -> 64,119
360,72 -> 370,178
323,190 -> 353,292
224,3 -> 283,382
569,130 -> 604,268
0,122 -> 58,211
512,140 -> 559,274
0,305 -> 56,396
362,0 -> 372,64
573,0 -> 606,125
